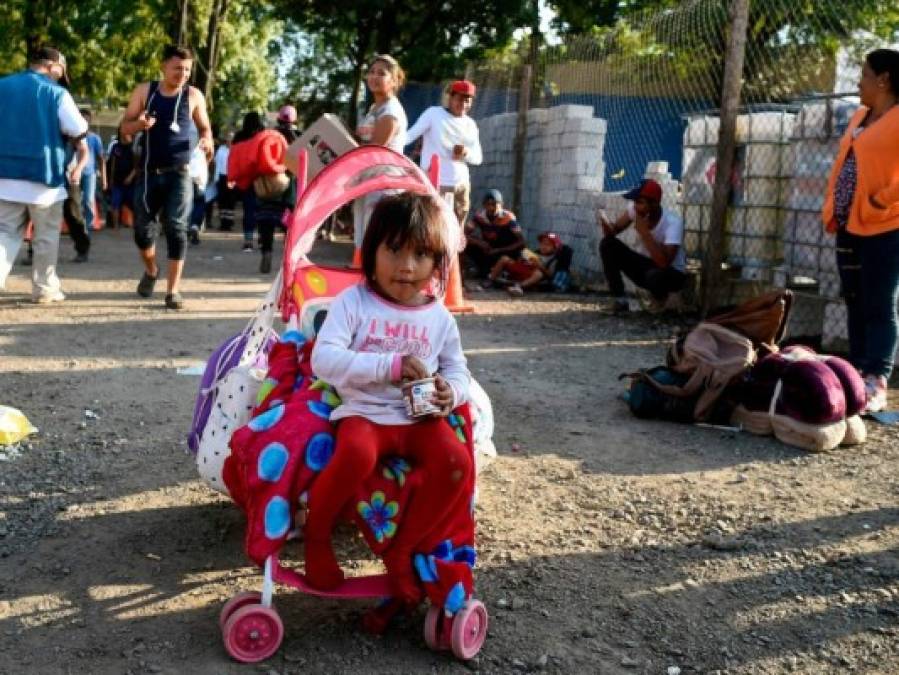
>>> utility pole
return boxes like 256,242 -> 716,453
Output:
701,0 -> 750,315
512,0 -> 540,217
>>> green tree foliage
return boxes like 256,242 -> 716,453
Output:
275,0 -> 533,125
545,0 -> 899,103
549,0 -> 677,35
0,0 -> 284,127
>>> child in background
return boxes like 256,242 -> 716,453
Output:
307,193 -> 472,605
482,231 -> 568,295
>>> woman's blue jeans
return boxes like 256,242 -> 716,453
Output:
836,227 -> 899,378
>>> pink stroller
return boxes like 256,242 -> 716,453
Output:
210,147 -> 489,663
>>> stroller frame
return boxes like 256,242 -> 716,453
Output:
218,147 -> 488,663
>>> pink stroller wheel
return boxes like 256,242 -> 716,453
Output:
450,600 -> 488,660
223,603 -> 284,663
219,591 -> 262,631
423,605 -> 443,650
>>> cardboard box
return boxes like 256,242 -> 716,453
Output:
284,113 -> 358,180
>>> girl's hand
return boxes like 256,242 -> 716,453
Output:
399,355 -> 429,383
431,374 -> 454,417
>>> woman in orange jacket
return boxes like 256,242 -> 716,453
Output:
823,49 -> 899,413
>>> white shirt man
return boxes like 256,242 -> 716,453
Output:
406,80 -> 483,227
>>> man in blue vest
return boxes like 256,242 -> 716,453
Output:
0,47 -> 89,303
121,44 -> 213,310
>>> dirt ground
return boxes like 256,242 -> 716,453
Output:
0,226 -> 897,675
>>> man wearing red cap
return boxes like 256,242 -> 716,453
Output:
597,178 -> 686,313
405,79 -> 482,227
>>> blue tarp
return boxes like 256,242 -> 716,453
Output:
401,83 -> 709,189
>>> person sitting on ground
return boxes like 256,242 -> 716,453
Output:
597,178 -> 686,314
464,188 -> 525,278
482,231 -> 569,296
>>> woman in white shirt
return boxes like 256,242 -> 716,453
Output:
352,55 -> 409,262
406,80 -> 482,227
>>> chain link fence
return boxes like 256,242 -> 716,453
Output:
398,0 -> 898,351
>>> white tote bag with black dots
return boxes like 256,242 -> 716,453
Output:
197,272 -> 282,495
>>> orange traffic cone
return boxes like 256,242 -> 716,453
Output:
444,255 -> 474,313
350,246 -> 363,269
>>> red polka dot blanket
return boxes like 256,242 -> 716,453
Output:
223,333 -> 477,614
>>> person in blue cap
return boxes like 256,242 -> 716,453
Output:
597,178 -> 686,313
464,188 -> 525,278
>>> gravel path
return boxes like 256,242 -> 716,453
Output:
0,227 -> 896,674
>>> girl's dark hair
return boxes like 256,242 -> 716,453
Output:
866,49 -> 899,96
234,111 -> 265,142
361,193 -> 449,291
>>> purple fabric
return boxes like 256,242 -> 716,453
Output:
738,348 -> 851,424
779,359 -> 846,424
737,353 -> 789,412
821,356 -> 867,417
187,331 -> 277,453
187,333 -> 247,453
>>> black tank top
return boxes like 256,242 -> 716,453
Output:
142,81 -> 191,170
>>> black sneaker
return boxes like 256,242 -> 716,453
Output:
164,292 -> 184,310
72,252 -> 89,263
260,252 -> 272,274
137,272 -> 158,297
189,227 -> 200,245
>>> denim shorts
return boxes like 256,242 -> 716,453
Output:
133,168 -> 192,260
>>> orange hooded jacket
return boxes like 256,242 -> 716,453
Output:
822,106 -> 899,236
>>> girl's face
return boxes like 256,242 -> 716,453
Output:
367,62 -> 396,97
373,239 -> 436,306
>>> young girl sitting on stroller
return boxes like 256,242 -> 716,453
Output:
306,192 -> 473,605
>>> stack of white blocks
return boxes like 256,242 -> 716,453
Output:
471,104 -> 607,282
781,98 -> 859,350
681,112 -> 796,280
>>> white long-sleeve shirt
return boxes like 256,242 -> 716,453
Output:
311,283 -> 470,425
405,106 -> 482,188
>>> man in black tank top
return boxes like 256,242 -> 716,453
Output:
121,45 -> 213,310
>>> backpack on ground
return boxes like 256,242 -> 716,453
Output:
188,273 -> 281,494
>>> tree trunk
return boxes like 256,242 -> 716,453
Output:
346,14 -> 374,128
512,64 -> 532,217
178,0 -> 191,45
197,0 -> 229,107
701,0 -> 750,315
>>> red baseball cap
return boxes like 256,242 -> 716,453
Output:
623,178 -> 663,202
450,80 -> 476,97
538,231 -> 563,251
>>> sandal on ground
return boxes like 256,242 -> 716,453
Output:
137,271 -> 158,297
164,292 -> 184,310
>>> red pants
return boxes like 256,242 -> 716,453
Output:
305,415 -> 473,600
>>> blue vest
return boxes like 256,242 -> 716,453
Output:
0,71 -> 68,187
